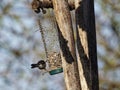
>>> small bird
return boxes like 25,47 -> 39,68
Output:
31,60 -> 46,70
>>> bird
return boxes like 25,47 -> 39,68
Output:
31,60 -> 46,70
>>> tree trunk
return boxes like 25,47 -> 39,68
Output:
52,0 -> 81,90
75,0 -> 99,90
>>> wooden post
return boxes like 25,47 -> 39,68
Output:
52,0 -> 81,90
75,0 -> 99,90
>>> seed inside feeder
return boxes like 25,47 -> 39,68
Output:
47,52 -> 63,75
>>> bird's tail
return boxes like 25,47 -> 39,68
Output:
31,64 -> 38,68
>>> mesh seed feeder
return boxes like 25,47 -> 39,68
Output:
32,8 -> 63,75
47,52 -> 63,75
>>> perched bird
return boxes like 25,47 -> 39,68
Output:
31,60 -> 46,70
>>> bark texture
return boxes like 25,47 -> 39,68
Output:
75,0 -> 99,90
52,0 -> 81,90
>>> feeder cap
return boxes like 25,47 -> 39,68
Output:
49,68 -> 63,75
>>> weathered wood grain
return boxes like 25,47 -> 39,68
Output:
75,0 -> 99,90
52,0 -> 81,90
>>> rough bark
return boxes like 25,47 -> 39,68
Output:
75,0 -> 99,90
52,0 -> 81,90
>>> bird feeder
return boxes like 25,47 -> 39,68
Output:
31,52 -> 63,75
31,1 -> 63,75
47,52 -> 63,75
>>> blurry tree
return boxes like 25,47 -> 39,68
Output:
0,0 -> 120,90
0,0 -> 65,90
95,0 -> 120,90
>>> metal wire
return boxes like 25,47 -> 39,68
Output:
37,16 -> 48,60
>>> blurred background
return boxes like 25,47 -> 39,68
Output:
0,0 -> 120,90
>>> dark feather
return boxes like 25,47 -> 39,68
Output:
31,64 -> 38,68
